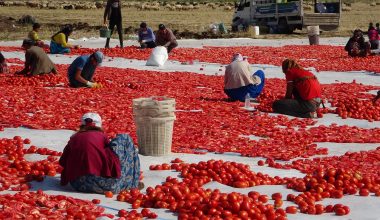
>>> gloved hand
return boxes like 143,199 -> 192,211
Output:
93,82 -> 103,88
86,81 -> 103,88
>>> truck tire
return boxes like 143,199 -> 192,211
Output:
277,18 -> 292,34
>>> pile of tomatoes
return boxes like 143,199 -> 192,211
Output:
0,45 -> 379,219
117,159 -> 380,219
0,190 -> 110,219
0,65 -> 379,161
2,44 -> 380,73
0,136 -> 62,192
286,167 -> 379,216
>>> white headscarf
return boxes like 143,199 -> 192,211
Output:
232,53 -> 244,62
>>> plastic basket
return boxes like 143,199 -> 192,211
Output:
134,116 -> 175,156
99,27 -> 111,38
133,96 -> 175,118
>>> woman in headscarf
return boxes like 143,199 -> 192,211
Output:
50,25 -> 78,54
272,59 -> 322,118
224,53 -> 266,101
344,29 -> 371,57
59,112 -> 142,193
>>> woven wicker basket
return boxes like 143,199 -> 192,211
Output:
133,96 -> 175,118
134,116 -> 175,156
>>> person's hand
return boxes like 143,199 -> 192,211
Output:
86,81 -> 94,87
74,45 -> 81,49
93,82 -> 103,88
86,81 -> 102,88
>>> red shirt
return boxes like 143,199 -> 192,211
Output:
368,29 -> 379,41
59,130 -> 121,185
285,68 -> 322,101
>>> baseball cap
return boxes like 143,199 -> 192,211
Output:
93,51 -> 104,66
158,24 -> 165,30
81,112 -> 102,127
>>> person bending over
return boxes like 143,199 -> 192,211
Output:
50,25 -> 79,54
59,113 -> 141,194
67,51 -> 103,88
272,59 -> 322,118
155,24 -> 178,53
138,22 -> 156,49
224,53 -> 265,102
16,39 -> 57,76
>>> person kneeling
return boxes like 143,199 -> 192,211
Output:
68,51 -> 103,88
15,39 -> 57,76
59,113 -> 142,194
272,59 -> 322,118
345,29 -> 371,57
155,24 -> 178,53
50,25 -> 79,54
138,22 -> 156,49
224,53 -> 265,101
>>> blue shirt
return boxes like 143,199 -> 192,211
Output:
68,55 -> 96,87
138,28 -> 155,42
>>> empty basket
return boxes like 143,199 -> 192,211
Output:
134,116 -> 175,156
133,96 -> 176,156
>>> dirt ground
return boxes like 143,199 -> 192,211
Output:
0,2 -> 379,41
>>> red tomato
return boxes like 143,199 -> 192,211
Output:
104,191 -> 113,198
286,206 -> 298,214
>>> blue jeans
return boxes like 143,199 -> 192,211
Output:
70,134 -> 140,194
224,70 -> 266,102
50,41 -> 70,54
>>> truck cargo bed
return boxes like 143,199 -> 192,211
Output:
303,13 -> 340,29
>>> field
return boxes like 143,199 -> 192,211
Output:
0,2 -> 380,41
0,1 -> 379,219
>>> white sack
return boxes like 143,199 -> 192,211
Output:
146,46 -> 168,66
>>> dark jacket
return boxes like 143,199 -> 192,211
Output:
104,0 -> 122,22
345,36 -> 367,54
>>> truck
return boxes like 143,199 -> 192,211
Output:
232,0 -> 342,33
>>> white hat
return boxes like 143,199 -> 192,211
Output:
81,112 -> 102,127
232,53 -> 243,62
